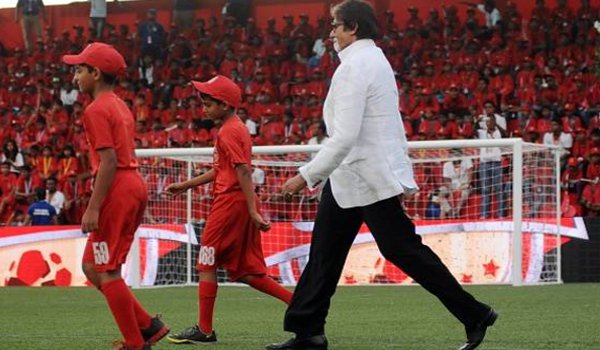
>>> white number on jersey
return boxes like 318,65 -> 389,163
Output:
198,246 -> 215,266
93,241 -> 110,265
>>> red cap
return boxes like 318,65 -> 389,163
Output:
567,157 -> 578,167
192,75 -> 242,108
527,126 -> 538,133
62,42 -> 126,75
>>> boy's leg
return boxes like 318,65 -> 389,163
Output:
198,271 -> 218,334
80,173 -> 160,349
167,270 -> 218,344
239,274 -> 292,304
83,240 -> 146,350
98,268 -> 146,350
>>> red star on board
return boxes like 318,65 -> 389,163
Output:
483,259 -> 499,277
461,274 -> 473,283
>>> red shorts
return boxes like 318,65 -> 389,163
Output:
83,170 -> 148,273
196,192 -> 267,281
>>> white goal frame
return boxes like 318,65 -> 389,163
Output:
130,138 -> 563,288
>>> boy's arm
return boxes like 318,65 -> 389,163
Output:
236,163 -> 270,231
81,148 -> 116,233
165,169 -> 215,196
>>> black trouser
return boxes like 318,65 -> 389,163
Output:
284,182 -> 490,335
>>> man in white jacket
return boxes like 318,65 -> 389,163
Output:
268,1 -> 497,350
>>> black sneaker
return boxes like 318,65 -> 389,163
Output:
141,315 -> 169,345
166,325 -> 217,344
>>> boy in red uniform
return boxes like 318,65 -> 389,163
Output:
165,75 -> 293,344
62,43 -> 169,350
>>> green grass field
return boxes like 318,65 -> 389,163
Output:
1,284 -> 600,350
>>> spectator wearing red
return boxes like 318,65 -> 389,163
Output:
57,145 -> 78,182
441,84 -> 468,115
305,68 -> 327,100
14,164 -> 42,211
0,161 -> 18,224
586,146 -> 600,179
398,80 -> 416,117
533,106 -> 554,135
168,115 -> 191,147
132,94 -> 150,122
552,0 -> 574,23
148,121 -> 168,148
291,13 -> 314,38
565,75 -> 591,109
289,92 -> 309,122
571,127 -> 589,159
525,126 -> 541,143
412,88 -> 440,122
454,114 -> 475,139
48,99 -> 70,133
258,108 -> 284,146
581,148 -> 600,216
283,112 -> 303,145
134,120 -> 151,148
561,104 -> 584,134
405,6 -> 423,31
561,157 -> 583,217
472,77 -> 496,111
417,109 -> 441,140
437,60 -> 459,92
247,68 -> 275,99
538,74 -> 560,107
36,145 -> 57,180
458,58 -> 480,94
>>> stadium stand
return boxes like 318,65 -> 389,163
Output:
1,0 -> 600,225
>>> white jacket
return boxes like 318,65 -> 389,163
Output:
299,39 -> 418,208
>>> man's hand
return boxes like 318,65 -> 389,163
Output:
165,182 -> 188,197
250,210 -> 271,231
280,174 -> 307,202
81,208 -> 99,233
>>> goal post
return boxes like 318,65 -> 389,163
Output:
128,139 -> 565,288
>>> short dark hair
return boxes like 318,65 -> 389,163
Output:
82,64 -> 118,86
35,187 -> 46,201
332,0 -> 380,40
199,93 -> 235,113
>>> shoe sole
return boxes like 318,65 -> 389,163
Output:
146,325 -> 170,345
166,335 -> 217,345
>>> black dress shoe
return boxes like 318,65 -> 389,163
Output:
265,335 -> 328,350
459,309 -> 498,350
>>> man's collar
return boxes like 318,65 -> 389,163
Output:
338,39 -> 375,62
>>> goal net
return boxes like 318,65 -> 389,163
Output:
130,139 -> 566,287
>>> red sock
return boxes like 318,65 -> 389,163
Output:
246,275 -> 293,304
129,291 -> 152,329
198,281 -> 218,334
101,279 -> 144,349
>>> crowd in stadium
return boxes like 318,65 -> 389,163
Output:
1,0 -> 600,225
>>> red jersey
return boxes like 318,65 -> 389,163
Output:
82,92 -> 138,175
213,116 -> 252,196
